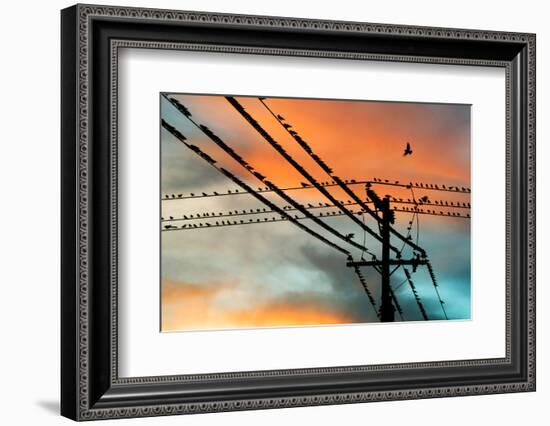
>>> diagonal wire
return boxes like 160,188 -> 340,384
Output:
163,96 -> 377,255
257,97 -> 427,257
225,96 -> 384,257
350,264 -> 380,320
425,260 -> 449,320
161,119 -> 351,256
403,268 -> 429,321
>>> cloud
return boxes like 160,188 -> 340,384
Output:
162,279 -> 355,331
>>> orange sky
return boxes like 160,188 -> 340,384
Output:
162,279 -> 354,331
171,95 -> 470,191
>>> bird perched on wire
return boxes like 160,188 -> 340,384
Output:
403,142 -> 413,156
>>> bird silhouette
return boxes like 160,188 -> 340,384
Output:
403,142 -> 413,156
277,114 -> 285,120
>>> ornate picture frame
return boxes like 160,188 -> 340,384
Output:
61,4 -> 535,421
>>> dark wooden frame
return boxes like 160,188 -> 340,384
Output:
61,4 -> 536,421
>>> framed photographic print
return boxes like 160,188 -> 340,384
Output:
61,4 -> 536,421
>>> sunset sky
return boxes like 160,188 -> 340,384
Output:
160,94 -> 471,332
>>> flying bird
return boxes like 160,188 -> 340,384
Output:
403,142 -> 413,156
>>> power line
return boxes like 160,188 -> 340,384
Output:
425,260 -> 449,320
403,268 -> 430,320
161,119 -> 350,256
161,182 -> 472,201
258,98 -> 428,257
161,207 -> 470,231
160,199 -> 470,223
368,178 -> 470,194
225,96 -> 385,255
349,264 -> 380,320
163,95 -> 377,255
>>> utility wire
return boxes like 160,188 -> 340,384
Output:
403,268 -> 429,320
160,200 -> 470,223
162,95 -> 375,255
161,185 -> 472,202
161,207 -> 471,231
257,97 -> 428,257
425,260 -> 449,320
161,119 -> 350,256
225,96 -> 384,256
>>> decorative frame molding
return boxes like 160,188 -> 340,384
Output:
61,4 -> 535,421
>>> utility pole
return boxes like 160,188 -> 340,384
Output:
346,184 -> 426,322
380,194 -> 393,322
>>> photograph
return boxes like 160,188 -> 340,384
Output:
57,3 -> 536,420
160,94 -> 472,331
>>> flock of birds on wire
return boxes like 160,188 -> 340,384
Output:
161,178 -> 470,201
